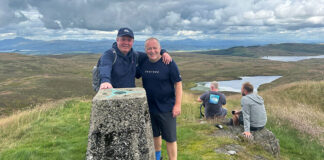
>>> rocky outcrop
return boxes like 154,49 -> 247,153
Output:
86,88 -> 155,160
251,128 -> 280,157
213,124 -> 280,158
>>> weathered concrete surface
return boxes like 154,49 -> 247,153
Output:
86,88 -> 155,160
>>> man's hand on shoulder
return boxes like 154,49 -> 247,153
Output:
172,104 -> 181,117
100,82 -> 113,89
162,52 -> 172,64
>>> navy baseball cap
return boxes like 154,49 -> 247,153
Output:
117,27 -> 134,39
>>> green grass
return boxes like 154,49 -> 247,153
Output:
0,100 -> 91,160
267,117 -> 324,160
0,98 -> 274,160
1,91 -> 323,159
175,124 -> 235,160
0,53 -> 98,117
270,81 -> 324,111
260,81 -> 324,143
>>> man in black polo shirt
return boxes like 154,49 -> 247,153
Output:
136,37 -> 182,160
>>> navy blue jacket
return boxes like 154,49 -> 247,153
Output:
98,42 -> 166,88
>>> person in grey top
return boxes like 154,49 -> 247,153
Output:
197,81 -> 227,119
232,82 -> 267,138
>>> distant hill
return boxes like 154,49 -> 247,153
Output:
0,37 -> 276,54
192,43 -> 324,57
1,37 -> 323,56
0,37 -> 114,54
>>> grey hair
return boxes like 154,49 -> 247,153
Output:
145,37 -> 161,48
210,81 -> 219,89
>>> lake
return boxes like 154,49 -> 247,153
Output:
261,55 -> 324,62
191,76 -> 282,93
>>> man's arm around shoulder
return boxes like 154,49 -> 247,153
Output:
137,49 -> 172,64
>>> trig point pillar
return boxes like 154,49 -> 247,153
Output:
86,88 -> 155,160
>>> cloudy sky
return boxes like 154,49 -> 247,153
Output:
1,0 -> 324,42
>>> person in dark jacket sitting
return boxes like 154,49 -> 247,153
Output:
197,81 -> 227,119
98,27 -> 171,89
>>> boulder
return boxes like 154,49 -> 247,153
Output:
251,128 -> 280,157
86,88 -> 155,160
221,125 -> 280,157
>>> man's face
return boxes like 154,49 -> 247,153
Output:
116,36 -> 134,54
241,86 -> 246,96
145,39 -> 161,62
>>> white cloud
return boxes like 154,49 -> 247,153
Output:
0,0 -> 324,42
307,16 -> 324,24
176,30 -> 202,36
0,32 -> 16,38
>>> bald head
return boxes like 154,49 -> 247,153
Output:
145,37 -> 161,48
145,37 -> 162,62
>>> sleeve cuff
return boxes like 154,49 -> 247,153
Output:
100,78 -> 111,84
160,49 -> 167,55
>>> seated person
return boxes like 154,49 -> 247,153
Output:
231,82 -> 267,138
197,81 -> 227,119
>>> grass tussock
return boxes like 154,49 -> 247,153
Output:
178,92 -> 201,123
0,98 -> 91,160
261,81 -> 324,145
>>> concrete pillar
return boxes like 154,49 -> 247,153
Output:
86,88 -> 155,160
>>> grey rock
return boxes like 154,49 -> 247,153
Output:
252,128 -> 280,158
86,88 -> 155,160
224,144 -> 245,152
214,144 -> 245,155
227,150 -> 237,155
217,126 -> 280,157
254,155 -> 269,160
214,148 -> 228,154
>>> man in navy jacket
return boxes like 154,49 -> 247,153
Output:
98,27 -> 171,89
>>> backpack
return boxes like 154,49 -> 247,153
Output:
92,48 -> 117,92
92,49 -> 139,92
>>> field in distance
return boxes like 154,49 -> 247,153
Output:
0,46 -> 324,116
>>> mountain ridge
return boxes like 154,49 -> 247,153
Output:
191,43 -> 324,57
1,37 -> 323,56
